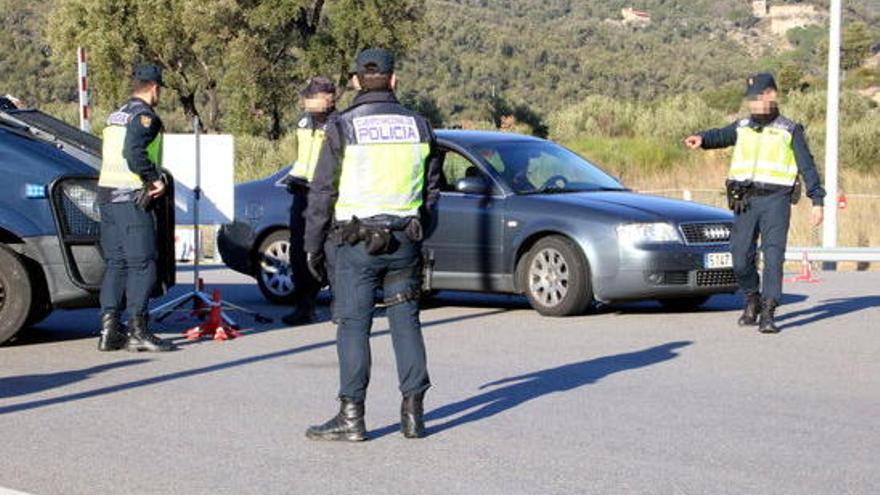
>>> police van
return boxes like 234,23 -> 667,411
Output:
0,97 -> 174,345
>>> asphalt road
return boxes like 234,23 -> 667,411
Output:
1,268 -> 878,495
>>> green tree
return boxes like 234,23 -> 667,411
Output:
48,0 -> 232,130
842,22 -> 874,71
778,62 -> 806,94
47,0 -> 424,138
0,0 -> 72,105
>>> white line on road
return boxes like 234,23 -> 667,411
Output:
0,487 -> 33,495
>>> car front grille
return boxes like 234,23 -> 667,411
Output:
696,269 -> 737,287
680,222 -> 733,245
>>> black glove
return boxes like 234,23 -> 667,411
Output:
307,251 -> 327,285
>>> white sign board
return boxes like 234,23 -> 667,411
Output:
162,134 -> 235,225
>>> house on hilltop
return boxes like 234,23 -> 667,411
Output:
751,1 -> 825,35
621,7 -> 651,26
752,1 -> 768,18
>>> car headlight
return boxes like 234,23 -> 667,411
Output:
617,222 -> 681,244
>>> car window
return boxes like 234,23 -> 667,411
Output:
440,150 -> 486,192
470,141 -> 625,194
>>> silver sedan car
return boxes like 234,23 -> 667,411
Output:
218,130 -> 738,316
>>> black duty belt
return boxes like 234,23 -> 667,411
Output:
749,183 -> 793,196
332,215 -> 422,255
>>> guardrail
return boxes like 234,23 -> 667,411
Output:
785,247 -> 880,262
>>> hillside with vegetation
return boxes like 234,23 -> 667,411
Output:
1,2 -> 878,194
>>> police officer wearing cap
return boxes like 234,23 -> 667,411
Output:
685,73 -> 825,333
96,63 -> 175,352
303,48 -> 442,441
281,77 -> 337,326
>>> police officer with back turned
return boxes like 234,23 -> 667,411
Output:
685,73 -> 825,334
96,64 -> 175,353
303,48 -> 442,441
281,77 -> 337,326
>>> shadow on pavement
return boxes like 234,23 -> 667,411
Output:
368,340 -> 693,439
776,295 -> 880,331
599,293 -> 808,315
0,360 -> 150,400
0,309 -> 507,416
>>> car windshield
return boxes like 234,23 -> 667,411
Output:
469,141 -> 626,194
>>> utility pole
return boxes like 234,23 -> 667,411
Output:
823,0 -> 842,251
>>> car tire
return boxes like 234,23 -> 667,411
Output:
658,296 -> 710,312
255,230 -> 297,304
520,236 -> 593,317
0,244 -> 33,345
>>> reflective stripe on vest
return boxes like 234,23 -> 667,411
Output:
728,124 -> 798,186
334,142 -> 430,221
289,127 -> 325,182
98,124 -> 162,189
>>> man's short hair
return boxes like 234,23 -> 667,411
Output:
356,66 -> 393,91
132,79 -> 159,93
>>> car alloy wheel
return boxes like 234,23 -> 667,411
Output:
528,247 -> 570,308
519,235 -> 593,317
259,239 -> 294,297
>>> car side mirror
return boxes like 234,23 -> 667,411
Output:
455,176 -> 491,195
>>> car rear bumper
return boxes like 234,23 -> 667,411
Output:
217,222 -> 257,276
595,243 -> 739,302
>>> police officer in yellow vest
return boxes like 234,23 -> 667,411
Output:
303,48 -> 442,441
96,64 -> 174,352
685,73 -> 825,333
281,77 -> 337,326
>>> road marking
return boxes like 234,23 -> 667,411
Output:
0,487 -> 33,495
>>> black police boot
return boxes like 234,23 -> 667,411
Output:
305,398 -> 367,442
97,312 -> 127,352
281,300 -> 317,327
126,314 -> 176,352
758,299 -> 780,334
737,292 -> 762,327
400,392 -> 425,439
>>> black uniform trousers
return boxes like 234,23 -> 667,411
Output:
99,201 -> 157,316
289,185 -> 323,306
334,231 -> 430,401
730,190 -> 792,303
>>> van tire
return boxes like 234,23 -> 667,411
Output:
0,244 -> 33,345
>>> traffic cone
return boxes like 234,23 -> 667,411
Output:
787,252 -> 821,283
184,288 -> 242,341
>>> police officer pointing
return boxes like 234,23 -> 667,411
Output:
303,48 -> 442,441
685,73 -> 825,333
281,77 -> 337,326
96,64 -> 175,352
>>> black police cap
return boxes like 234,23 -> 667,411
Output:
745,73 -> 777,97
352,48 -> 395,75
133,64 -> 165,87
300,76 -> 337,97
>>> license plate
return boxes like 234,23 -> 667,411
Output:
704,252 -> 733,269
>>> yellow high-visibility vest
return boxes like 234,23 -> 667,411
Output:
334,114 -> 429,221
289,125 -> 326,182
98,109 -> 162,189
728,117 -> 798,187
